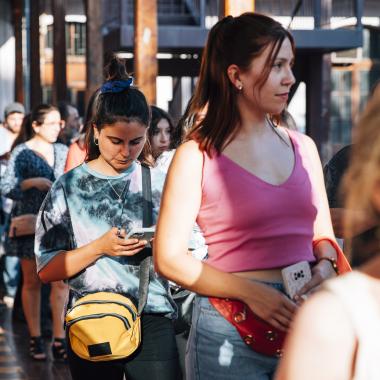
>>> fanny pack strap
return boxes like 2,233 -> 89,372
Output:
137,164 -> 153,316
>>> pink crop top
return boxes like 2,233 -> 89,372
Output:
197,130 -> 318,272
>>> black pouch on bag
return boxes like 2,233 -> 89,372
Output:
171,286 -> 195,335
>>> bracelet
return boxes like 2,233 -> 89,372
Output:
318,257 -> 339,275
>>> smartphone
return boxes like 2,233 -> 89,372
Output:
281,261 -> 312,300
126,227 -> 155,246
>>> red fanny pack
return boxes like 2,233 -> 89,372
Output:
209,238 -> 351,358
208,297 -> 286,357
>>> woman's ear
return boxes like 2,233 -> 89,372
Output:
93,124 -> 100,140
31,121 -> 40,134
227,64 -> 244,91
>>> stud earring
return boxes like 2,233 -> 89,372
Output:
238,84 -> 243,90
94,138 -> 99,146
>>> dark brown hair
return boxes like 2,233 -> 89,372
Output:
187,12 -> 295,155
85,55 -> 151,162
148,106 -> 176,147
83,88 -> 100,135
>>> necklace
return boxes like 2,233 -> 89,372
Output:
107,179 -> 130,203
107,178 -> 131,238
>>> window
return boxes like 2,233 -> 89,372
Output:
45,22 -> 86,56
66,22 -> 86,56
330,70 -> 352,145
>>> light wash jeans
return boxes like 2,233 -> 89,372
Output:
2,255 -> 20,297
186,283 -> 285,380
0,211 -> 20,298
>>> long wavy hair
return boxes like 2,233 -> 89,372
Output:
187,12 -> 294,155
343,91 -> 380,258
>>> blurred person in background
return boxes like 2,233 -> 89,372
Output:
57,102 -> 82,147
0,103 -> 25,308
0,102 -> 25,157
2,104 -> 68,361
323,80 -> 380,265
275,87 -> 380,380
149,106 -> 175,160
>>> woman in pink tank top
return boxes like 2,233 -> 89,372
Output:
155,13 -> 349,379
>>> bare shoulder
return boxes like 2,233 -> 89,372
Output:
158,140 -> 203,219
171,140 -> 203,167
284,129 -> 321,166
288,289 -> 355,348
290,130 -> 318,152
176,140 -> 202,156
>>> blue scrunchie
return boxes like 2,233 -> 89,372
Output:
100,78 -> 133,94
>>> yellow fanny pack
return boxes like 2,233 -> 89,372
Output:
65,292 -> 141,361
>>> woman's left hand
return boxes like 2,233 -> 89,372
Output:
294,260 -> 337,303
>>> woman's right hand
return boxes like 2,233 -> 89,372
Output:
21,177 -> 53,192
97,227 -> 148,257
244,282 -> 298,332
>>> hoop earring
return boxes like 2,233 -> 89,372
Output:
94,138 -> 99,146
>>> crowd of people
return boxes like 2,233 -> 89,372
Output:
0,11 -> 378,380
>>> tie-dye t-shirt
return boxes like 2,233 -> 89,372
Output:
34,161 -> 176,318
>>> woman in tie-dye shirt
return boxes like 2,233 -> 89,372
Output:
35,56 -> 181,380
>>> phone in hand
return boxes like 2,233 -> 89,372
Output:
281,261 -> 312,300
126,227 -> 155,247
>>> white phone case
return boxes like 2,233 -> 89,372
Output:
126,227 -> 155,246
281,261 -> 312,299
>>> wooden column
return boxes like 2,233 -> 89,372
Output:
30,0 -> 42,108
12,0 -> 24,104
168,77 -> 182,123
306,0 -> 332,161
221,0 -> 255,17
85,0 -> 103,104
134,0 -> 157,104
52,0 -> 67,103
306,53 -> 331,162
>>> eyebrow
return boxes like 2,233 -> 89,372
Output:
156,125 -> 171,130
275,56 -> 295,65
130,136 -> 145,143
107,135 -> 145,142
275,57 -> 292,62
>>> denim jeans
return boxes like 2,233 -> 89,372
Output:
2,255 -> 20,297
186,283 -> 285,380
0,210 -> 20,298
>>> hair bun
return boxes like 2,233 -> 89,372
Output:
104,55 -> 130,81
